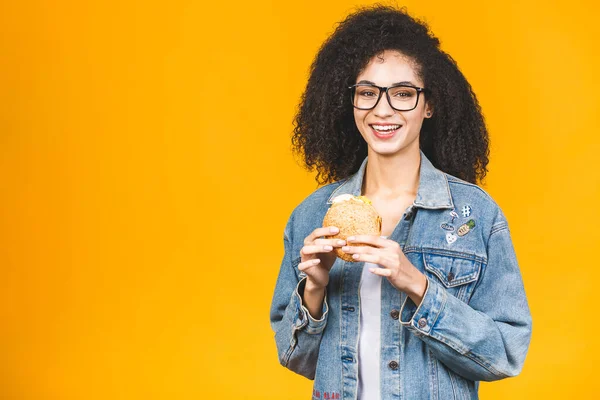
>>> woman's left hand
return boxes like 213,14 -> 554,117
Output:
342,235 -> 428,305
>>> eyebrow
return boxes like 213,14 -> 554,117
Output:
356,80 -> 416,86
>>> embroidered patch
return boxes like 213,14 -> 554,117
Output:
449,210 -> 459,223
461,205 -> 472,218
440,223 -> 455,232
457,219 -> 476,237
446,232 -> 458,244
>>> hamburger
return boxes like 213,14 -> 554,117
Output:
323,194 -> 382,262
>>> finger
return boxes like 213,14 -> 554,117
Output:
349,251 -> 382,264
341,244 -> 376,253
369,267 -> 392,277
346,235 -> 388,248
300,244 -> 334,258
314,238 -> 347,247
304,226 -> 340,245
298,258 -> 321,271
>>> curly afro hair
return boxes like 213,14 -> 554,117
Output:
291,4 -> 490,185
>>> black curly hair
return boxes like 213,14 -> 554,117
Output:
291,3 -> 490,185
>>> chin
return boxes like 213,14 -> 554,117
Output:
368,137 -> 405,149
365,145 -> 398,156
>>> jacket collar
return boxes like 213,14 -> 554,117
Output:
326,149 -> 454,209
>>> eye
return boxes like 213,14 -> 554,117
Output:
393,90 -> 414,98
358,89 -> 377,97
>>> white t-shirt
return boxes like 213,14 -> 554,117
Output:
357,236 -> 387,400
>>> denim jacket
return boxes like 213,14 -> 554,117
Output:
270,150 -> 532,400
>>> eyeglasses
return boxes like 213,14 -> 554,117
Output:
348,83 -> 427,111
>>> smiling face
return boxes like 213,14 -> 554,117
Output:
353,50 -> 432,157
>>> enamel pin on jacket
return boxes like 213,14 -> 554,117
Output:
270,150 -> 532,399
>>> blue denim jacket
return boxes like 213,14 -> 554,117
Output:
270,150 -> 532,399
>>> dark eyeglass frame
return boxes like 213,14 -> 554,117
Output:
348,83 -> 428,112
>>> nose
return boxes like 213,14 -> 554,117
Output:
373,91 -> 395,117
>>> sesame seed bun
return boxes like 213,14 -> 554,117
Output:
323,194 -> 382,262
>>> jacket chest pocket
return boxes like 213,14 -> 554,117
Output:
422,252 -> 482,303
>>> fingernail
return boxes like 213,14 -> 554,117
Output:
337,240 -> 346,245
347,236 -> 355,241
330,227 -> 339,233
324,245 -> 333,251
342,246 -> 349,251
313,259 -> 320,264
352,253 -> 360,259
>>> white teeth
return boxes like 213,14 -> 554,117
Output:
372,125 -> 400,132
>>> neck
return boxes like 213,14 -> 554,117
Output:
361,147 -> 421,200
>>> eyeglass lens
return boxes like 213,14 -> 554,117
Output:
352,85 -> 419,111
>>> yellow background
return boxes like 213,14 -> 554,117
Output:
0,0 -> 598,398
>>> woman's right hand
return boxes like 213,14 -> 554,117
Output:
299,226 -> 346,290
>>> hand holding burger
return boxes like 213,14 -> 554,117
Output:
296,194 -> 380,290
322,194 -> 382,262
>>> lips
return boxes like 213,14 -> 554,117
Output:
369,124 -> 402,139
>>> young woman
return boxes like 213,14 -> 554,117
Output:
270,5 -> 532,399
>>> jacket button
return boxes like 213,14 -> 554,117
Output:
388,360 -> 399,370
418,317 -> 427,328
447,272 -> 455,282
390,309 -> 399,320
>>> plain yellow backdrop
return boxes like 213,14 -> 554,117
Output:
0,0 -> 599,399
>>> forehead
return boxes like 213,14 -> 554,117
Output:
356,50 -> 422,85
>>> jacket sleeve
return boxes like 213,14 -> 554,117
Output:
399,209 -> 532,381
269,211 -> 329,380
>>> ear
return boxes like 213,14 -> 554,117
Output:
425,103 -> 434,118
